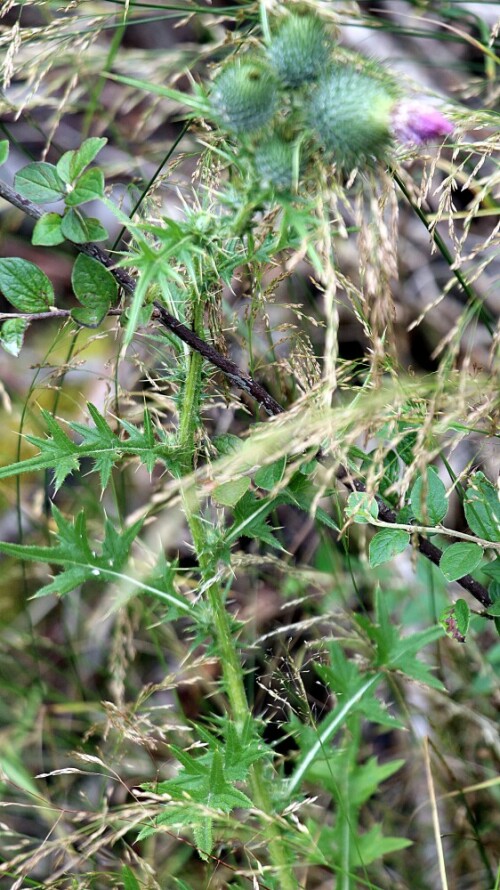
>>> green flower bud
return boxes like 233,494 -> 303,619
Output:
268,11 -> 332,88
254,134 -> 298,190
308,63 -> 398,169
209,59 -> 279,135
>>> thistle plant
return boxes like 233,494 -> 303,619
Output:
0,2 -> 498,888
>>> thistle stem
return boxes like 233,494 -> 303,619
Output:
177,293 -> 296,889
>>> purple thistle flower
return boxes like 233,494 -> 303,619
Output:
391,100 -> 454,146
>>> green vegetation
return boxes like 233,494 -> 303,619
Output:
0,1 -> 498,887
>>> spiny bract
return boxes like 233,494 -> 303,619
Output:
209,59 -> 279,135
308,64 -> 399,169
268,11 -> 332,88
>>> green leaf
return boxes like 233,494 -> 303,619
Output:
15,162 -> 66,203
27,411 -> 81,490
69,137 -> 107,181
346,491 -> 379,524
254,456 -> 286,490
107,73 -> 209,114
350,824 -> 412,866
439,599 -> 470,642
0,408 -> 80,487
278,472 -> 339,532
139,741 -> 253,858
302,728 -> 405,800
0,403 -> 178,491
193,819 -> 212,861
464,472 -> 500,542
396,429 -> 418,465
288,664 -> 384,796
56,139 -> 107,185
71,304 -> 107,328
213,434 -> 242,456
0,747 -> 39,796
72,253 -> 117,304
229,491 -> 283,550
454,598 -> 471,637
0,140 -> 8,166
482,557 -> 500,581
486,600 -> 500,617
120,866 -> 141,890
348,757 -> 406,809
0,257 -> 54,311
440,542 -> 484,582
0,505 -> 190,610
65,167 -> 105,206
32,212 -> 65,246
70,254 -> 116,327
56,150 -> 76,185
312,819 -> 411,869
61,209 -> 108,243
367,589 -> 445,687
369,528 -> 409,567
213,476 -> 251,507
488,582 -> 500,637
410,467 -> 448,525
0,317 -> 28,356
122,264 -> 150,347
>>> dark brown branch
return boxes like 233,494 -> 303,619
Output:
0,178 -> 492,608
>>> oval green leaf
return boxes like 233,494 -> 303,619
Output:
65,168 -> 105,206
61,210 -> 108,243
15,162 -> 66,203
0,257 -> 54,311
464,472 -> 500,542
439,599 -> 470,642
72,253 -> 117,304
69,137 -> 107,181
32,212 -> 64,246
213,476 -> 251,507
0,140 -> 9,166
254,457 -> 286,491
0,317 -> 28,356
346,491 -> 379,524
369,528 -> 409,567
410,467 -> 448,526
440,542 -> 484,582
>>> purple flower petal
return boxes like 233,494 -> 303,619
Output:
391,100 -> 454,146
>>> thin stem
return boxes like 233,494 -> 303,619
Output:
372,519 -> 499,550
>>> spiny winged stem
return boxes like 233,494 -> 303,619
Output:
177,288 -> 296,888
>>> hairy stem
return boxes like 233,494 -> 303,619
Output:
177,292 -> 297,888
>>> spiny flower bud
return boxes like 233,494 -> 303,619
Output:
390,100 -> 453,146
209,59 -> 279,136
308,63 -> 398,169
268,10 -> 332,88
254,134 -> 298,190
